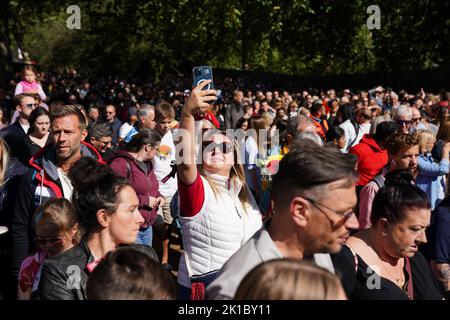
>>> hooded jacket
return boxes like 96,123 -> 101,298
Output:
109,150 -> 161,229
349,134 -> 388,186
9,142 -> 104,280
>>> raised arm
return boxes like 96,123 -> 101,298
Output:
177,80 -> 217,185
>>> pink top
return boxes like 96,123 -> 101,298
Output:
15,81 -> 47,101
18,251 -> 46,293
358,181 -> 381,229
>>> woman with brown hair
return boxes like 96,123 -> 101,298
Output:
235,259 -> 346,300
243,116 -> 269,202
333,170 -> 442,300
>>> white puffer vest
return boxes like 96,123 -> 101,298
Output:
177,172 -> 262,288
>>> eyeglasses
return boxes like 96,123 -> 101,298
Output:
397,120 -> 412,126
202,141 -> 233,154
105,111 -> 115,114
301,195 -> 355,227
22,103 -> 37,109
92,137 -> 112,147
148,144 -> 160,152
412,117 -> 422,122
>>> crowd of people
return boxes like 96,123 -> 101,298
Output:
0,65 -> 449,300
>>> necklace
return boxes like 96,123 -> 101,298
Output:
381,262 -> 405,287
367,230 -> 405,287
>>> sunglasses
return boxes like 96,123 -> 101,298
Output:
23,103 -> 38,109
397,120 -> 412,126
412,117 -> 422,122
202,141 -> 233,154
36,236 -> 64,246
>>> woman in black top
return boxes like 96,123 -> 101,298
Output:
333,170 -> 442,300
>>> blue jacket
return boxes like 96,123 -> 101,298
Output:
416,153 -> 449,210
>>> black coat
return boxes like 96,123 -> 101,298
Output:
34,238 -> 92,300
0,158 -> 28,300
0,121 -> 29,166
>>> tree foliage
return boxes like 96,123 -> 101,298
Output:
3,0 -> 448,78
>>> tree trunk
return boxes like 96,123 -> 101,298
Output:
0,0 -> 14,86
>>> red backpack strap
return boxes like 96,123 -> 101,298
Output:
404,257 -> 414,300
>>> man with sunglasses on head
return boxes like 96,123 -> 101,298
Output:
0,93 -> 37,166
207,141 -> 360,300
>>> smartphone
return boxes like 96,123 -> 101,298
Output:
192,66 -> 214,90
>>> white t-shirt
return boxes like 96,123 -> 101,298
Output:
57,167 -> 74,201
119,122 -> 134,139
20,123 -> 30,135
339,120 -> 371,152
243,136 -> 261,192
152,130 -> 177,197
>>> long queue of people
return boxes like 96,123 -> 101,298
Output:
0,66 -> 449,300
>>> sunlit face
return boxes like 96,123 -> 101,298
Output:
90,135 -> 112,154
202,134 -> 234,176
143,141 -> 160,162
302,180 -> 359,254
35,222 -> 75,257
240,121 -> 248,131
24,70 -> 36,83
384,207 -> 430,258
107,186 -> 144,245
17,96 -> 36,119
157,116 -> 174,134
88,108 -> 100,122
51,115 -> 87,160
396,115 -> 412,134
105,106 -> 116,121
141,111 -> 156,129
33,115 -> 50,136
391,145 -> 419,178
337,136 -> 346,149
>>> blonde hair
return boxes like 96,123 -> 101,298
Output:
234,259 -> 345,300
414,130 -> 435,154
0,137 -> 10,184
198,132 -> 251,212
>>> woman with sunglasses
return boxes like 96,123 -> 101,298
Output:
333,170 -> 442,300
110,128 -> 164,247
176,80 -> 262,300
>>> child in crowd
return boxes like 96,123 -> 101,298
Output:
14,65 -> 46,101
18,199 -> 80,300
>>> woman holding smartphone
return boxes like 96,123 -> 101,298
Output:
176,80 -> 262,300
